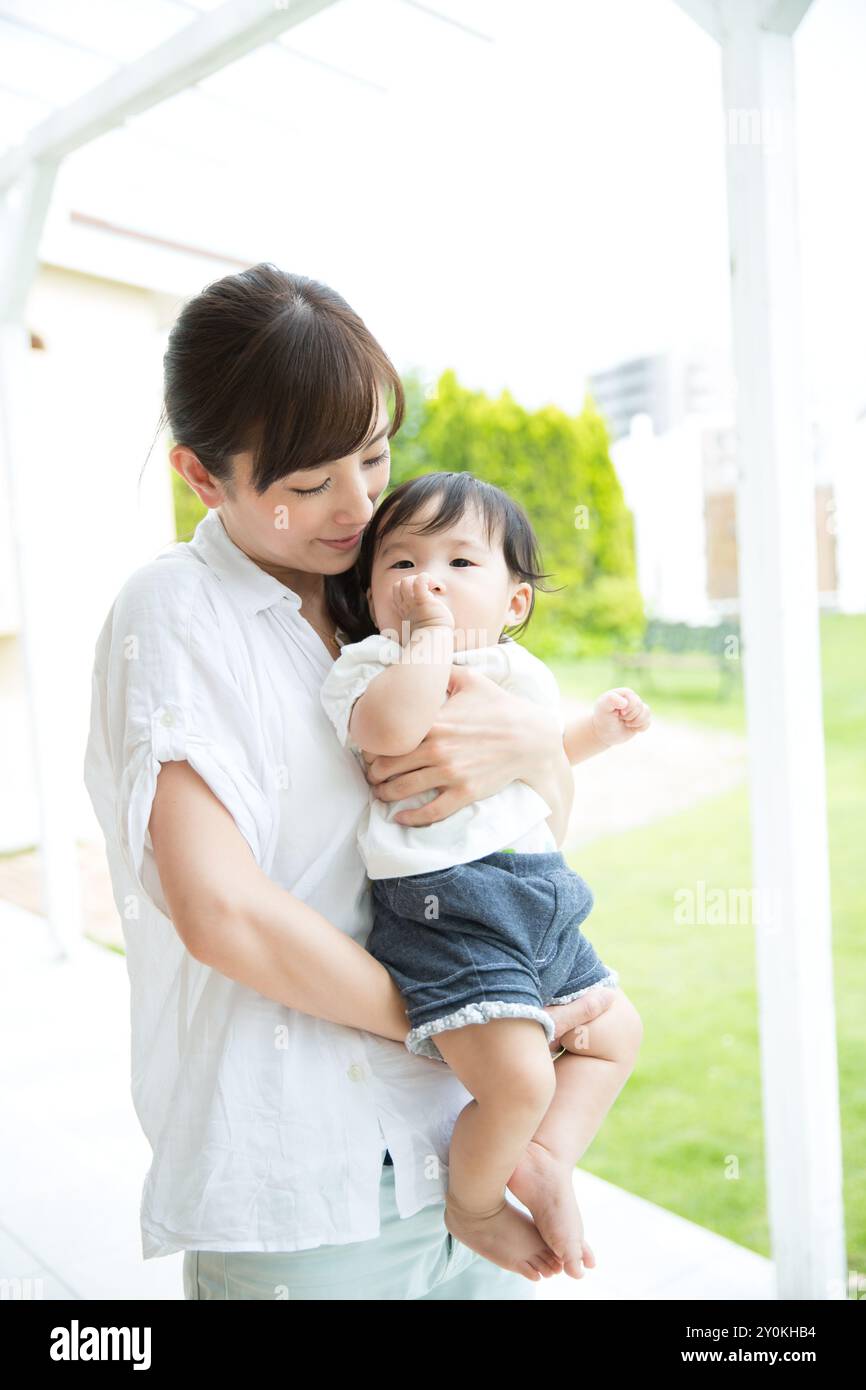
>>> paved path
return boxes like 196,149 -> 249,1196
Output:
561,701 -> 749,852
0,899 -> 775,1300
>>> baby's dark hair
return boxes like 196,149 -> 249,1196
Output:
334,471 -> 558,645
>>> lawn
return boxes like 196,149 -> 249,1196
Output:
547,613 -> 866,1274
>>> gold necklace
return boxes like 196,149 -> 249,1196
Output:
306,612 -> 339,653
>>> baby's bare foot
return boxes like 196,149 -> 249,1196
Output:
507,1140 -> 596,1280
444,1190 -> 563,1282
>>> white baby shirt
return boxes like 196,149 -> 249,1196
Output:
319,632 -> 567,879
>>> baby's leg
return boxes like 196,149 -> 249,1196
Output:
433,1016 -> 563,1282
508,987 -> 644,1278
542,986 -> 643,1162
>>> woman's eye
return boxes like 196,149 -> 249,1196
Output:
365,449 -> 390,470
291,449 -> 389,497
291,479 -> 330,496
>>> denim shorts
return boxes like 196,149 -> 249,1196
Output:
368,849 -> 619,1061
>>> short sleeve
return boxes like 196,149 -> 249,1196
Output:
319,632 -> 403,752
84,561 -> 275,919
497,641 -> 567,734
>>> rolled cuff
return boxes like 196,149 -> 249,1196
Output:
119,701 -> 269,919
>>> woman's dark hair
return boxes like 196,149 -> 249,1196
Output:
333,471 -> 560,646
155,263 -> 405,637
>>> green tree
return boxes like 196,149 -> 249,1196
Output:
390,369 -> 644,659
171,463 -> 206,542
166,367 -> 645,658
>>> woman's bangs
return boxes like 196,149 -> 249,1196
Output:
243,327 -> 396,493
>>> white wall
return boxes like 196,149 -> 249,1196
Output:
0,266 -> 177,852
611,413 -> 716,626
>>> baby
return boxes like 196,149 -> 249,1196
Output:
320,470 -> 648,1283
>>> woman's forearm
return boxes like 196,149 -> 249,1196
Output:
197,873 -> 411,1044
532,746 -> 574,847
150,759 -> 410,1044
509,702 -> 575,846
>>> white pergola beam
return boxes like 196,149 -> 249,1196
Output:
676,0 -> 812,40
672,0 -> 724,42
759,0 -> 814,35
0,0 -> 339,192
0,160 -> 59,321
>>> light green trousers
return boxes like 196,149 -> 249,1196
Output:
182,1162 -> 536,1300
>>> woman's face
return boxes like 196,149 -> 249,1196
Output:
172,390 -> 392,586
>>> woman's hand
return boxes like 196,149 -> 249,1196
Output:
361,663 -> 565,826
545,989 -> 616,1055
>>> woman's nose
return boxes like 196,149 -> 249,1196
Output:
334,489 -> 374,527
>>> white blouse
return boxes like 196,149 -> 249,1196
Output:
83,507 -> 478,1260
319,632 -> 562,879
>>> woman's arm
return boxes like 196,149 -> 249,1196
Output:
364,677 -> 652,832
148,759 -> 609,1045
149,760 -> 412,1042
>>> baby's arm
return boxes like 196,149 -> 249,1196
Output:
348,573 -> 456,757
563,687 -> 651,765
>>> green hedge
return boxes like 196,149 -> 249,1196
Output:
169,366 -> 646,658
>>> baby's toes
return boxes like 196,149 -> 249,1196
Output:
561,1235 -> 593,1280
534,1248 -> 564,1276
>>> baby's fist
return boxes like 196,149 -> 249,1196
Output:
592,687 -> 651,747
391,572 -> 454,630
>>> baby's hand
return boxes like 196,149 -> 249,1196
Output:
591,687 -> 651,747
392,573 -> 455,632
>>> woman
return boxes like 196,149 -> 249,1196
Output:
84,264 -> 620,1301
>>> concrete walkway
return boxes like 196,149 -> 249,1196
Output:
0,897 -> 775,1301
561,703 -> 748,852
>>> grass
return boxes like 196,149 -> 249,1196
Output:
547,613 -> 866,1275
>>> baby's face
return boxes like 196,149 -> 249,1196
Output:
366,500 -> 531,652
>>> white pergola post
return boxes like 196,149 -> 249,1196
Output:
0,160 -> 84,955
0,0 -> 339,956
675,0 -> 847,1299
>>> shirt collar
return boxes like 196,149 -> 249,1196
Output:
187,508 -> 304,616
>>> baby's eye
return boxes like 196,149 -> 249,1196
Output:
390,560 -> 414,569
450,558 -> 474,567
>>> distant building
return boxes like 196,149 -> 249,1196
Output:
586,349 -> 864,623
587,348 -> 733,443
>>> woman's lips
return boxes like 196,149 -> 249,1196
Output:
318,531 -> 363,550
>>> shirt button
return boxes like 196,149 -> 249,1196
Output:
347,1064 -> 365,1082
160,711 -> 175,727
